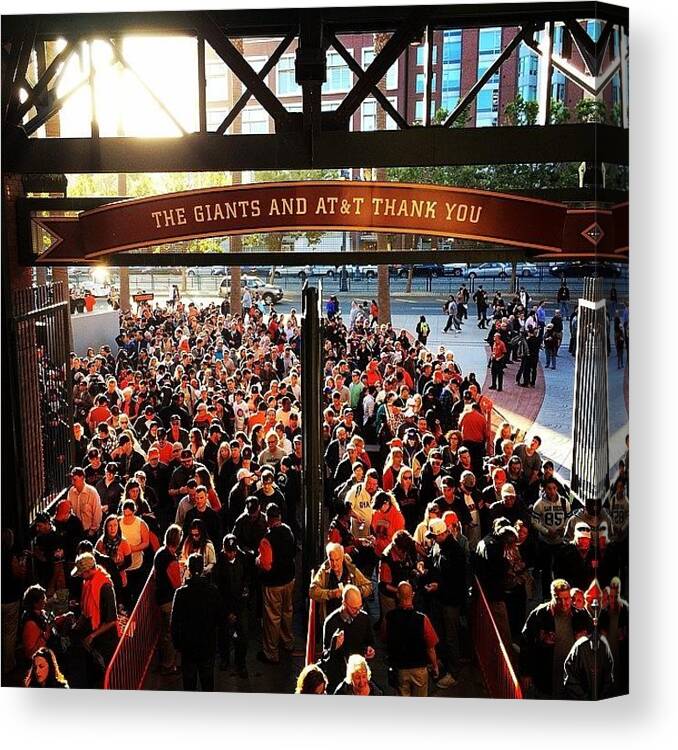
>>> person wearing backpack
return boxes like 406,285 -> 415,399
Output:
416,315 -> 431,346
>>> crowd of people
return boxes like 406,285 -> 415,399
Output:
1,281 -> 628,700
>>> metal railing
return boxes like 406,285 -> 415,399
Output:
471,575 -> 523,700
103,571 -> 160,690
10,282 -> 72,524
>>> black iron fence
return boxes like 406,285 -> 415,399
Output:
10,282 -> 72,523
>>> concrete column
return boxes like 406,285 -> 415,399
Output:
570,277 -> 610,504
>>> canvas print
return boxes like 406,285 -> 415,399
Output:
1,3 -> 628,700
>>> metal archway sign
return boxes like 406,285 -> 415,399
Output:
33,181 -> 628,263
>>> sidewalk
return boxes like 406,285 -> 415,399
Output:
393,310 -> 629,482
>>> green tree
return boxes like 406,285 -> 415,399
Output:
549,99 -> 571,125
575,99 -> 608,123
503,94 -> 538,126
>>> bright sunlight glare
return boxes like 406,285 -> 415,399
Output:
55,36 -> 200,137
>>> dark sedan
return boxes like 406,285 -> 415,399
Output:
549,261 -> 622,278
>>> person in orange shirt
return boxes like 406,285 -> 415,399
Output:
370,491 -> 406,558
83,291 -> 96,313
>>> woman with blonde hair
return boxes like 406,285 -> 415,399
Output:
295,663 -> 328,694
216,441 -> 231,475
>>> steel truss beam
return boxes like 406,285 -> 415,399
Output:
326,32 -> 409,131
191,10 -> 293,131
325,10 -> 423,130
2,4 -> 630,172
3,124 -> 628,173
525,21 -> 628,104
1,5 -> 630,41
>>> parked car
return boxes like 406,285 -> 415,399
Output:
218,275 -> 284,305
466,262 -> 509,279
515,262 -> 538,277
186,267 -> 218,277
549,261 -> 622,278
343,264 -> 378,279
397,263 -> 444,278
441,263 -> 467,277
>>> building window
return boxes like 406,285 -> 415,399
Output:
361,99 -> 377,131
416,72 -> 437,94
518,43 -> 538,102
442,65 -> 461,90
414,98 -> 436,124
323,51 -> 351,93
321,100 -> 340,111
476,27 -> 501,126
242,107 -> 269,134
611,72 -> 621,105
277,55 -> 300,96
246,56 -> 266,75
206,108 -> 227,131
206,60 -> 229,102
415,45 -> 438,67
386,96 -> 398,129
479,27 -> 502,55
442,30 -> 462,64
360,97 -> 399,131
551,73 -> 566,102
586,19 -> 603,42
361,47 -> 398,90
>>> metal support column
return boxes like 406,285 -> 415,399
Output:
570,277 -> 610,506
301,282 -> 325,586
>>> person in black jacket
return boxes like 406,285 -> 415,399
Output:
474,518 -> 516,655
319,584 -> 375,693
170,552 -> 224,691
422,518 -> 468,689
519,578 -> 589,699
153,524 -> 183,675
214,534 -> 252,678
202,424 -> 224,475
95,462 -> 124,516
141,448 -> 172,529
182,485 -> 221,547
255,503 -> 296,665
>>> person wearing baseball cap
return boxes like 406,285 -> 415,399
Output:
488,483 -> 529,527
202,423 -> 224,474
422,512 -> 467,689
71,552 -> 120,672
224,469 -> 258,530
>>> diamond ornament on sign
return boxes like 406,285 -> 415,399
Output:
582,222 -> 605,246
